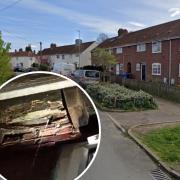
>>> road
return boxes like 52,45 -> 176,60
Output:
81,111 -> 157,180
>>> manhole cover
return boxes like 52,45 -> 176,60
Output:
151,168 -> 171,180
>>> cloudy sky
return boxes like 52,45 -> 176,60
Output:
0,0 -> 180,51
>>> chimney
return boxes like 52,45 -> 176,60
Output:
50,43 -> 57,49
118,28 -> 128,37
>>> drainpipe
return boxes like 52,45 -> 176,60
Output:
168,39 -> 172,85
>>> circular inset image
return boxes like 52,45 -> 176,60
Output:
0,72 -> 101,180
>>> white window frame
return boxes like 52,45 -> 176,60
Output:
120,63 -> 124,71
137,43 -> 146,52
136,63 -> 141,71
152,41 -> 162,53
152,63 -> 161,75
108,49 -> 113,54
116,47 -> 123,54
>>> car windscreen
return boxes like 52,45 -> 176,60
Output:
74,70 -> 84,77
85,71 -> 99,78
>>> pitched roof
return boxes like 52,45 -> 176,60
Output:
41,41 -> 95,55
9,51 -> 35,57
98,19 -> 180,48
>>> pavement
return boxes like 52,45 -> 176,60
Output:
81,111 -> 157,180
107,98 -> 180,129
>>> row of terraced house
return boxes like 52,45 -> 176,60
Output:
92,19 -> 180,85
9,19 -> 180,85
10,40 -> 98,69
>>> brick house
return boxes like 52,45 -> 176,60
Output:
37,40 -> 98,68
92,19 -> 180,85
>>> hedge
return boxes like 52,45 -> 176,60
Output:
86,83 -> 157,111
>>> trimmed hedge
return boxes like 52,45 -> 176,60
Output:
86,83 -> 157,110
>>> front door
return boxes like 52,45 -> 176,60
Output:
141,64 -> 146,81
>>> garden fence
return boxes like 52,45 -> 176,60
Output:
111,77 -> 180,103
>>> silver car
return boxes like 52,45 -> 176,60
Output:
71,70 -> 100,87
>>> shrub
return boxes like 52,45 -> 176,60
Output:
39,64 -> 49,71
86,83 -> 157,110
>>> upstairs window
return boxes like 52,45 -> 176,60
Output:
116,47 -> 123,54
62,54 -> 65,59
137,43 -> 146,52
152,63 -> 161,75
152,41 -> 161,53
56,55 -> 60,59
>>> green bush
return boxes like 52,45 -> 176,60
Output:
0,32 -> 14,85
86,83 -> 157,110
39,64 -> 49,71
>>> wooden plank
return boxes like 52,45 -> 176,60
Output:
0,80 -> 76,101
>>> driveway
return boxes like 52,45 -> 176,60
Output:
108,98 -> 180,129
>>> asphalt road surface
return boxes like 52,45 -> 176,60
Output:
81,111 -> 158,180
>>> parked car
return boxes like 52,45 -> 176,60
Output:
25,67 -> 39,72
51,62 -> 75,76
13,66 -> 25,72
71,70 -> 100,88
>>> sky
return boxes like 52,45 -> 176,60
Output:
0,0 -> 180,51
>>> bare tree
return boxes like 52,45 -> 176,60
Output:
97,33 -> 108,43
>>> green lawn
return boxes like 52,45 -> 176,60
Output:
141,125 -> 180,165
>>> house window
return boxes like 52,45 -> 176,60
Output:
116,64 -> 120,75
137,44 -> 146,52
152,41 -> 161,53
109,49 -> 113,54
120,63 -> 124,71
152,63 -> 161,75
116,47 -> 123,54
76,54 -> 79,57
62,54 -> 65,59
56,55 -> 60,59
136,63 -> 141,71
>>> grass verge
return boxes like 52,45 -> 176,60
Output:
138,125 -> 180,171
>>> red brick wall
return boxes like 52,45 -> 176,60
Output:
92,38 -> 180,85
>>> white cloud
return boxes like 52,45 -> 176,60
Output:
31,44 -> 38,48
128,21 -> 146,28
169,8 -> 180,17
19,0 -> 136,35
2,29 -> 24,39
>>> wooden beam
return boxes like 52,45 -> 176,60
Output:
0,80 -> 76,101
